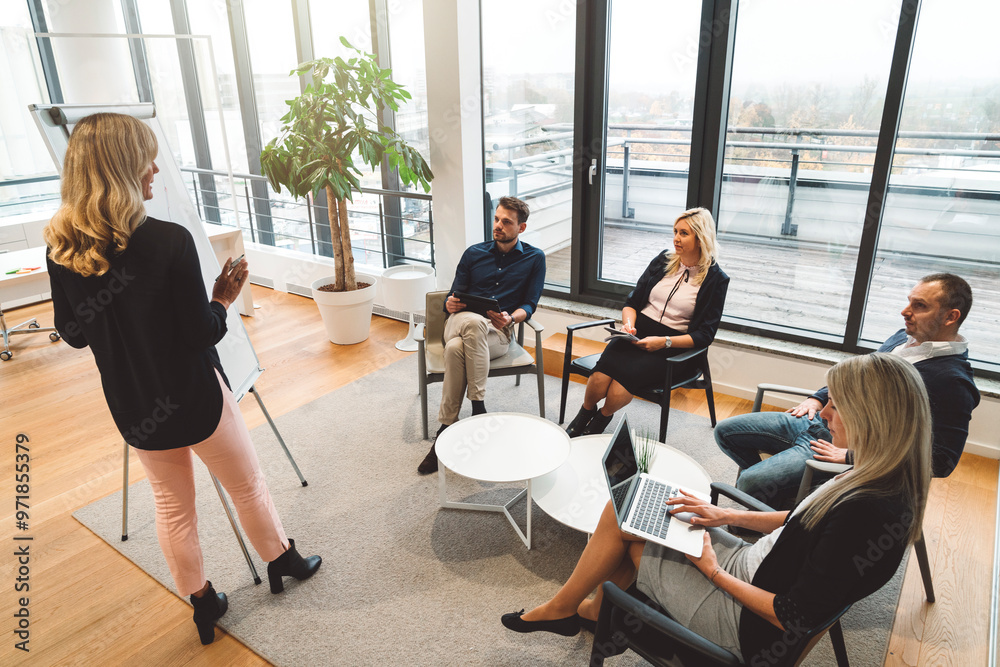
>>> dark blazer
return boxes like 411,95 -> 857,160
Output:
624,252 -> 730,349
739,492 -> 911,663
47,217 -> 230,451
810,329 -> 980,478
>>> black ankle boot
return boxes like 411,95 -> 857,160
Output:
190,581 -> 227,645
566,406 -> 597,438
267,539 -> 322,594
582,411 -> 614,435
471,400 -> 487,415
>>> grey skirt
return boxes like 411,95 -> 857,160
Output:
636,527 -> 752,661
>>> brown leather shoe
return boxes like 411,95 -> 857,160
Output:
417,443 -> 438,475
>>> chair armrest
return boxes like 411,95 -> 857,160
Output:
566,318 -> 616,331
805,459 -> 851,475
753,383 -> 816,413
414,323 -> 425,343
710,482 -> 776,513
598,583 -> 742,667
564,318 -> 615,363
664,344 -> 709,364
525,317 -> 544,333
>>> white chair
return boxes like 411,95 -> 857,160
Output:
753,383 -> 935,602
415,290 -> 545,439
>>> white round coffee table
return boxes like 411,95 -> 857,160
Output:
435,413 -> 571,548
533,434 -> 711,535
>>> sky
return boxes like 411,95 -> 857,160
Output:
480,0 -> 1000,90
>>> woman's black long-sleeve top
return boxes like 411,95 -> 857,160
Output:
623,252 -> 730,348
739,492 -> 911,662
47,217 -> 230,451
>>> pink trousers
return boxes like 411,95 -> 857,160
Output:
134,370 -> 288,596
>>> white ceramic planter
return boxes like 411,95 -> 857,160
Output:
311,273 -> 378,345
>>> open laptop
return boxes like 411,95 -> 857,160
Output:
603,415 -> 706,557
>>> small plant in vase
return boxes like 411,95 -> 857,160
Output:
634,427 -> 658,474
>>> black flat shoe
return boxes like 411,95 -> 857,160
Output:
417,442 -> 438,475
501,609 -> 580,637
578,616 -> 597,634
565,406 -> 597,438
267,539 -> 322,593
419,424 -> 449,475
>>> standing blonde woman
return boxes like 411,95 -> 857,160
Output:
45,113 -> 320,645
566,207 -> 730,437
505,353 -> 930,663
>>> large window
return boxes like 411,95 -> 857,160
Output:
597,0 -> 702,287
508,0 -> 998,374
862,0 -> 1000,367
482,0 -> 577,287
717,0 -> 901,339
0,2 -> 59,221
385,0 -> 432,264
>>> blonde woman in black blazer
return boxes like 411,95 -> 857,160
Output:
46,113 -> 321,645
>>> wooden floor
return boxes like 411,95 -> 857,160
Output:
0,284 -> 995,666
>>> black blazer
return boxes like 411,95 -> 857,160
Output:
739,492 -> 911,662
624,253 -> 729,349
47,217 -> 230,451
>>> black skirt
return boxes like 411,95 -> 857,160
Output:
591,312 -> 699,394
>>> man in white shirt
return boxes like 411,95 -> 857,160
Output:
715,273 -> 981,507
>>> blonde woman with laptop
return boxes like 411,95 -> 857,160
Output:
504,353 -> 930,664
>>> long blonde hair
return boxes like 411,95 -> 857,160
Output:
664,207 -> 720,285
800,353 -> 931,544
44,113 -> 158,277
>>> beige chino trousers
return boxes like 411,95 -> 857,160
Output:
437,310 -> 513,425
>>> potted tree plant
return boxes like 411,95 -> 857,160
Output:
261,37 -> 433,344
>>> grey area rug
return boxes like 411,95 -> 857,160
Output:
75,354 -> 903,666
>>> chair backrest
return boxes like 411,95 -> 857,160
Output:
593,581 -> 851,667
424,291 -> 449,354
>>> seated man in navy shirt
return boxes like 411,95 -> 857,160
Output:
418,196 -> 545,474
716,273 -> 980,507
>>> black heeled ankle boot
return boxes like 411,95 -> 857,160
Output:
582,410 -> 614,435
565,406 -> 597,438
190,581 -> 228,645
267,539 -> 322,594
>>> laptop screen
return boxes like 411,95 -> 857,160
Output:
603,415 -> 639,520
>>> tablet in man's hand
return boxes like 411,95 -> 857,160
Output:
453,292 -> 501,317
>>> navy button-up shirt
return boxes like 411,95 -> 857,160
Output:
447,239 -> 546,318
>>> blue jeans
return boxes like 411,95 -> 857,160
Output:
714,411 -> 831,508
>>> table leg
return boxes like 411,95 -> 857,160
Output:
437,466 -> 533,549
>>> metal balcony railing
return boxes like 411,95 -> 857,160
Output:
0,168 -> 435,269
178,168 -> 435,269
486,124 -> 1000,236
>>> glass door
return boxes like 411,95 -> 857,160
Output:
597,1 -> 704,287
575,1 -> 707,299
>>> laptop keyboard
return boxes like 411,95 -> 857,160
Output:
629,480 -> 676,539
612,482 -> 630,509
